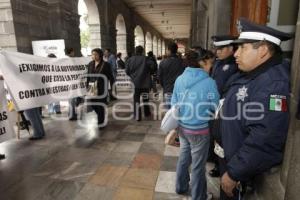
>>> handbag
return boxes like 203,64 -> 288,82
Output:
165,129 -> 178,146
160,90 -> 189,133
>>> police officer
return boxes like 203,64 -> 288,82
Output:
209,35 -> 239,177
211,35 -> 239,94
215,18 -> 292,199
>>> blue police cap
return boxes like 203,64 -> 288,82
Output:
234,18 -> 292,45
211,35 -> 238,47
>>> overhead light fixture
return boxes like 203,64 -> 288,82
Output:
149,1 -> 154,9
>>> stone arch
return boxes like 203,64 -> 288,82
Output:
145,32 -> 152,54
116,14 -> 127,57
153,36 -> 158,56
134,25 -> 144,48
78,0 -> 101,55
158,39 -> 162,57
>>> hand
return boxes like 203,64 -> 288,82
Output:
221,172 -> 237,197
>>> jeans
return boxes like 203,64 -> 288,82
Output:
176,129 -> 210,200
163,92 -> 172,110
24,107 -> 45,138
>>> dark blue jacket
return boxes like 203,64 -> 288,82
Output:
211,55 -> 238,95
158,54 -> 184,93
219,56 -> 290,182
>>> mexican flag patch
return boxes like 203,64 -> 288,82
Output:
269,95 -> 287,112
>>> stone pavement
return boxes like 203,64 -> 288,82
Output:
0,98 -> 220,200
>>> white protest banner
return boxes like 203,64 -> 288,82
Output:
0,51 -> 90,111
32,39 -> 66,58
0,80 -> 14,143
116,69 -> 133,91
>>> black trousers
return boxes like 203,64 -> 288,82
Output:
89,98 -> 107,127
133,88 -> 151,120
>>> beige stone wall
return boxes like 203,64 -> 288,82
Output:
0,0 -> 17,51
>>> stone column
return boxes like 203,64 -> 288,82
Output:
284,2 -> 300,199
207,0 -> 232,48
190,0 -> 209,48
0,0 -> 17,51
89,23 -> 101,49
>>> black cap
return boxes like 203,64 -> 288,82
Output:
211,35 -> 238,47
233,18 -> 292,45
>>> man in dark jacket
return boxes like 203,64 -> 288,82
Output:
158,42 -> 184,109
216,18 -> 291,199
126,46 -> 155,121
147,51 -> 158,93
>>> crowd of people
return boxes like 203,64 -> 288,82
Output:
125,18 -> 292,200
0,17 -> 295,200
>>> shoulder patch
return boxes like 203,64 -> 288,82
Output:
222,64 -> 230,71
269,94 -> 287,112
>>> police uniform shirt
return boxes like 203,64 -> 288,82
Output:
220,55 -> 290,182
211,55 -> 238,95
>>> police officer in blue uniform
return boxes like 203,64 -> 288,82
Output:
209,35 -> 239,177
215,18 -> 292,199
211,35 -> 239,94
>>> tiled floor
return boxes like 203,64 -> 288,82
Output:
0,96 -> 220,200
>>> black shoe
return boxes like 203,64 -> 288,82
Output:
176,190 -> 189,195
0,154 -> 5,160
209,167 -> 220,177
69,116 -> 77,121
98,126 -> 106,131
29,136 -> 44,141
56,111 -> 62,114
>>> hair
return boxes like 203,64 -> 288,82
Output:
48,53 -> 56,58
135,45 -> 144,55
147,51 -> 154,57
191,46 -> 203,51
65,47 -> 74,55
184,50 -> 200,68
127,52 -> 132,57
92,48 -> 104,58
105,48 -> 111,53
117,52 -> 122,58
251,40 -> 282,56
199,50 -> 215,62
168,42 -> 178,54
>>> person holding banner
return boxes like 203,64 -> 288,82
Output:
0,75 -> 5,159
66,48 -> 79,121
87,48 -> 115,129
24,107 -> 46,140
47,53 -> 62,115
